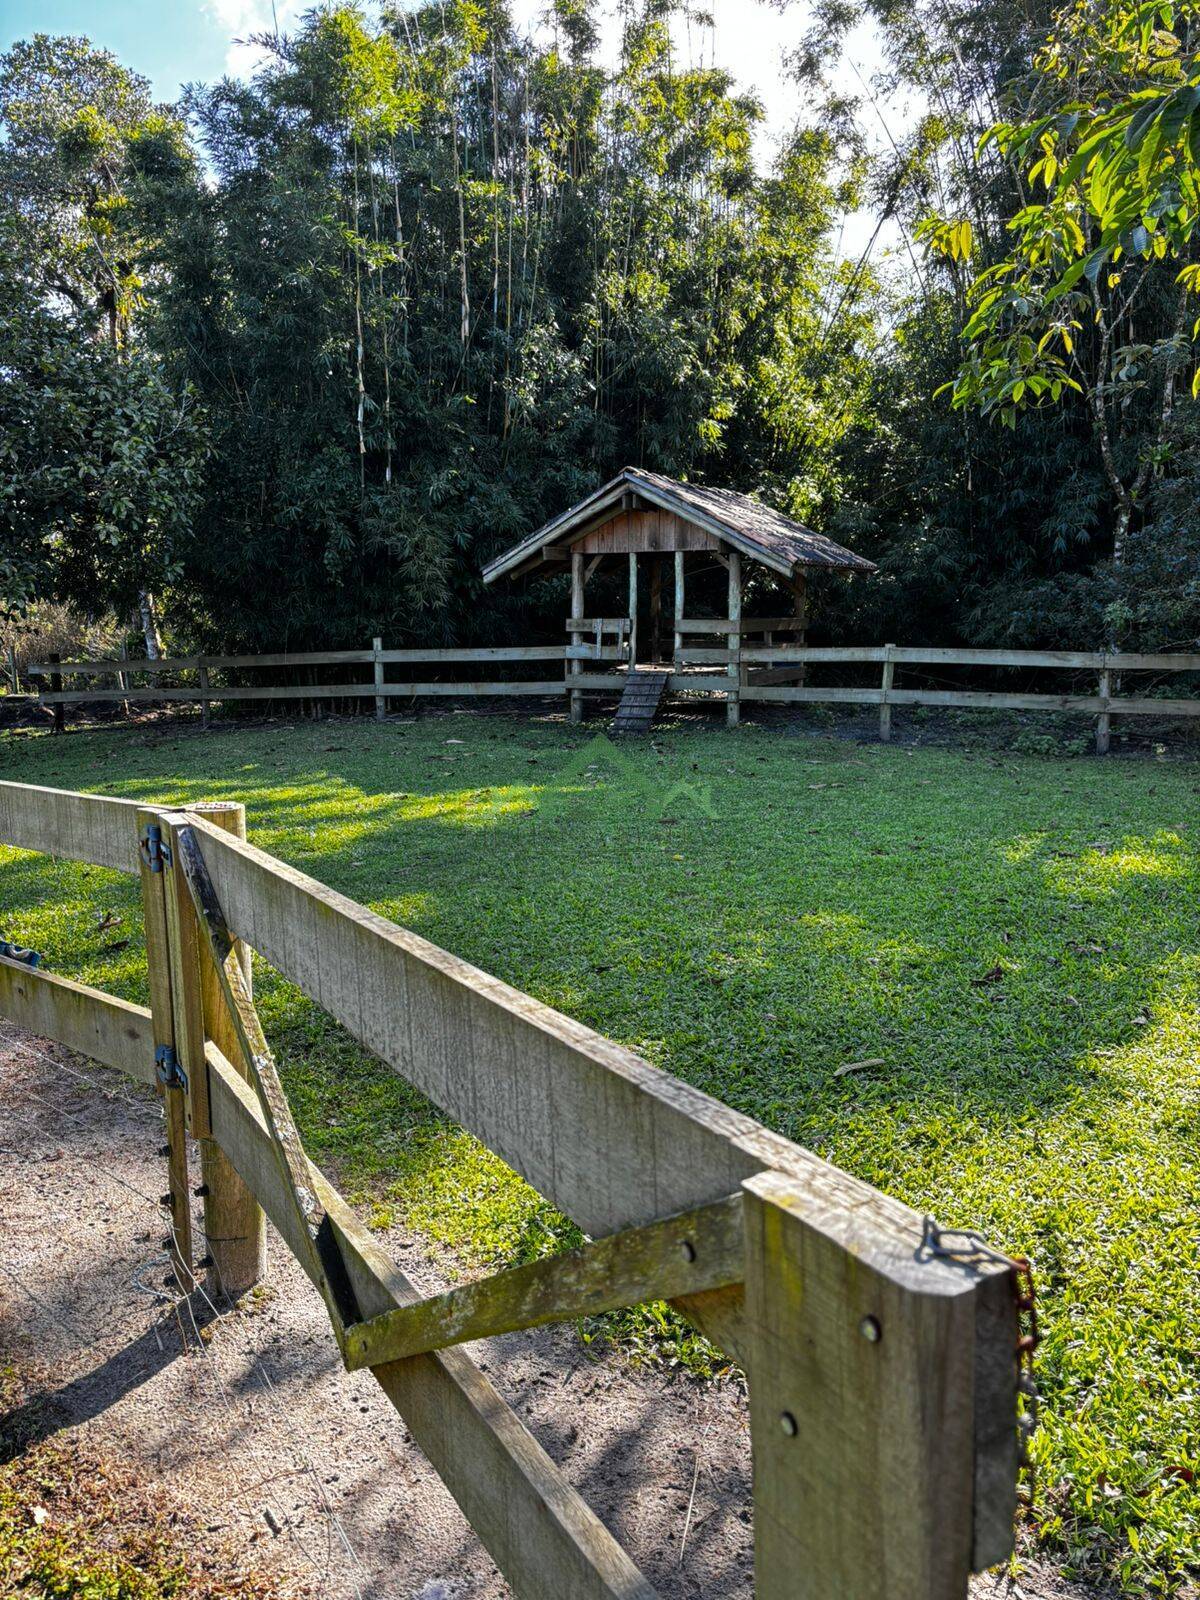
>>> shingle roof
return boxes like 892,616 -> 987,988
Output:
481,467 -> 876,582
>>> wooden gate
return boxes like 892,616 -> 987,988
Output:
0,778 -> 1029,1599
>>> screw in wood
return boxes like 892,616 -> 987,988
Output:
859,1315 -> 882,1343
779,1411 -> 798,1437
679,1239 -> 697,1263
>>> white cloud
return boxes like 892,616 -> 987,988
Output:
202,0 -> 305,76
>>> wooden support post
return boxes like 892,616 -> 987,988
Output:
793,571 -> 808,686
117,641 -> 131,719
743,1172 -> 979,1599
569,555 -> 584,723
191,803 -> 266,1298
136,808 -> 194,1290
1096,663 -> 1111,755
628,552 -> 638,670
198,660 -> 211,730
649,556 -> 663,663
726,550 -> 741,727
674,552 -> 684,666
49,654 -> 65,734
372,636 -> 385,721
880,642 -> 896,743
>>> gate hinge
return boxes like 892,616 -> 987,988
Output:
0,938 -> 41,969
139,824 -> 172,874
155,1044 -> 187,1092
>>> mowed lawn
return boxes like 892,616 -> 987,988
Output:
1,714 -> 1198,1594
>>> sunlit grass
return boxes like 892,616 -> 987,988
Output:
1,714 -> 1198,1592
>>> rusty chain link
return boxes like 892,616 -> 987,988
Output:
919,1216 -> 1041,1480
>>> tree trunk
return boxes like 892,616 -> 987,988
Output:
137,592 -> 163,660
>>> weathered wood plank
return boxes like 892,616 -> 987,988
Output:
1106,695 -> 1200,716
204,1046 -> 659,1600
727,552 -> 741,727
570,552 -> 585,724
137,808 -> 194,1287
890,646 -> 1105,669
572,507 -> 720,555
39,682 -> 570,704
34,644 -> 1200,677
186,801 -> 266,1297
181,812 -> 1010,1328
173,818 -> 349,1334
743,1171 -> 980,1599
0,780 -> 143,873
0,957 -> 155,1084
377,647 -> 568,662
880,642 -> 896,744
29,656 -> 205,675
373,637 -> 385,722
343,1192 -> 745,1370
739,686 -> 886,705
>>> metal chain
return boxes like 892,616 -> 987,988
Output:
919,1216 -> 1041,1480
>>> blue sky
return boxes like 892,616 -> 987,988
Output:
0,2 -> 243,102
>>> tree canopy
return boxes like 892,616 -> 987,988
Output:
3,0 -> 1200,657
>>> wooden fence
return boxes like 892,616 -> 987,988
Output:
0,778 -> 1029,1597
29,633 -> 1200,752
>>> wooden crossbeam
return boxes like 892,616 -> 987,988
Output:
343,1192 -> 744,1371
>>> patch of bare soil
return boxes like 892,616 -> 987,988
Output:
0,1024 -> 1105,1599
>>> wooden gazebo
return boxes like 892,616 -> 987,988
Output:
482,467 -> 876,726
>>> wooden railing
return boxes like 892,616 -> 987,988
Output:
0,778 -> 1025,1598
28,638 -> 595,728
31,636 -> 1197,752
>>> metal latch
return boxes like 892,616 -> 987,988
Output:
140,824 -> 172,874
155,1044 -> 187,1092
0,939 -> 40,968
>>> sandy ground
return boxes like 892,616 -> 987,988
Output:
0,1022 -> 1107,1600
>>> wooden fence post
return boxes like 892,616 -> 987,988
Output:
727,550 -> 741,727
49,654 -> 65,735
198,660 -> 211,730
742,1171 -> 982,1599
570,556 -> 584,723
373,636 -> 386,722
135,808 -> 194,1291
188,801 -> 267,1298
674,552 -> 684,667
879,642 -> 895,743
627,552 -> 638,673
1096,661 -> 1111,755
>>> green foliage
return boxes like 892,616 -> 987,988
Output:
139,0 -> 873,651
934,0 -> 1200,426
0,34 -> 205,624
0,256 -> 207,619
3,719 -> 1199,1592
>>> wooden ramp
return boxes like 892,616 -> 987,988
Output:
612,668 -> 670,735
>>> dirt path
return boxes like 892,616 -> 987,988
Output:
0,1023 -> 1103,1600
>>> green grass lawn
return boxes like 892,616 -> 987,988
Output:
1,712 -> 1198,1594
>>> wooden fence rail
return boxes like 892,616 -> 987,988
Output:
0,778 -> 1028,1598
30,637 -> 1197,752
